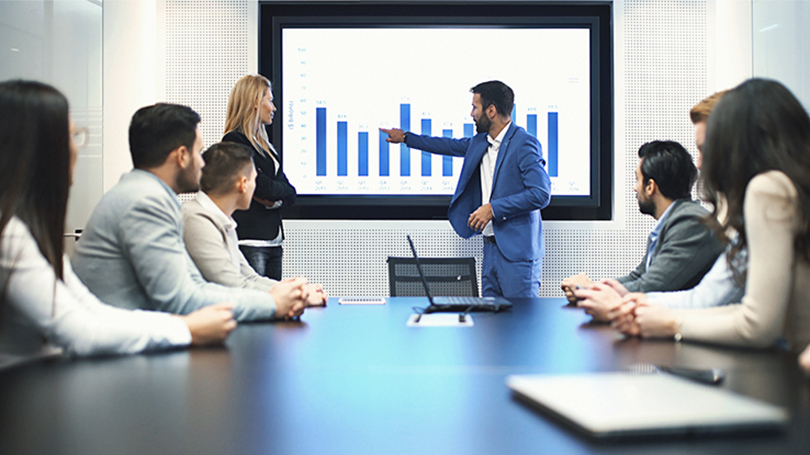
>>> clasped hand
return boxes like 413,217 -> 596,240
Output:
569,279 -> 680,338
271,277 -> 310,319
607,295 -> 679,338
568,279 -> 627,321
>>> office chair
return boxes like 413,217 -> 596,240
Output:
386,256 -> 479,297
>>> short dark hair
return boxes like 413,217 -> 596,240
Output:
200,142 -> 254,196
128,103 -> 201,169
638,141 -> 697,200
470,81 -> 514,119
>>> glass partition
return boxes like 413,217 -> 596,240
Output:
753,0 -> 810,111
0,0 -> 103,252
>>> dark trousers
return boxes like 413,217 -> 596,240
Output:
239,245 -> 283,281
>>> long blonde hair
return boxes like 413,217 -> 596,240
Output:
224,75 -> 274,156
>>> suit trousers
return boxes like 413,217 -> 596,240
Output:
481,241 -> 542,297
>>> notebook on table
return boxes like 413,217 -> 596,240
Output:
406,235 -> 512,313
507,372 -> 789,440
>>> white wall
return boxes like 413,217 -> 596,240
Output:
102,0 -> 158,191
99,0 -> 762,297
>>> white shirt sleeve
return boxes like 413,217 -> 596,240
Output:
1,217 -> 191,357
647,249 -> 745,309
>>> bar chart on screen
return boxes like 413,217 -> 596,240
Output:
282,28 -> 592,197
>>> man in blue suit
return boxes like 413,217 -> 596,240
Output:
381,81 -> 551,297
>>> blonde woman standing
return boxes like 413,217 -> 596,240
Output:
223,75 -> 296,280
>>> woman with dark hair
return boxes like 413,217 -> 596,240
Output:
0,80 -> 236,357
608,78 -> 810,360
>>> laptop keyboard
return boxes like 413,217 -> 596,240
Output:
436,296 -> 492,305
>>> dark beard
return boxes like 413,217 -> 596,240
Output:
638,197 -> 656,217
475,113 -> 492,134
176,166 -> 200,193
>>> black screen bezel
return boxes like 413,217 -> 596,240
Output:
259,2 -> 613,220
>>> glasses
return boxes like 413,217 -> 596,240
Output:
72,127 -> 89,150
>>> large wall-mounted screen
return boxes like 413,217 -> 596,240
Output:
260,3 -> 612,220
282,27 -> 591,197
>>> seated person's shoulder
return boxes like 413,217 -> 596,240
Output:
181,197 -> 203,216
747,171 -> 798,201
671,199 -> 712,219
181,199 -> 217,232
746,171 -> 799,221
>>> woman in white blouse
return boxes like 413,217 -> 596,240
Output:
0,80 -> 236,357
603,79 -> 810,367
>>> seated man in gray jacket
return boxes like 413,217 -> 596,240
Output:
181,141 -> 326,303
561,140 -> 724,317
72,103 -> 308,321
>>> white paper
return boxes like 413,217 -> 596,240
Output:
338,297 -> 386,305
406,313 -> 474,327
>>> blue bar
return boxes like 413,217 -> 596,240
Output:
316,107 -> 326,176
337,121 -> 347,176
464,123 -> 474,138
379,130 -> 389,176
548,112 -> 558,177
511,104 -> 516,123
421,119 -> 431,176
442,129 -> 453,176
400,104 -> 410,176
358,132 -> 368,177
527,114 -> 537,137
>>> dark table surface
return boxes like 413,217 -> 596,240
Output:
1,297 -> 809,455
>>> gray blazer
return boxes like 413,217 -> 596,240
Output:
72,170 -> 278,321
617,199 -> 724,293
182,195 -> 277,292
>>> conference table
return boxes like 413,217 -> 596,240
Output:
1,297 -> 808,454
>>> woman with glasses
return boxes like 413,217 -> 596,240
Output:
222,75 -> 296,281
605,79 -> 810,367
0,80 -> 236,357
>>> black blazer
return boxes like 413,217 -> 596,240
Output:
222,130 -> 297,241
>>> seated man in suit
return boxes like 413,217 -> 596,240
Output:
574,91 -> 747,321
562,140 -> 724,319
72,103 -> 309,321
181,141 -> 326,303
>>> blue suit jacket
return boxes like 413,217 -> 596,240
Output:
406,122 -> 551,262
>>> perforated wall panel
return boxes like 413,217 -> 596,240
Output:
540,0 -> 708,296
164,0 -> 250,148
164,0 -> 709,297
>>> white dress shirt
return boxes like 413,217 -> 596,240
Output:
480,121 -> 511,236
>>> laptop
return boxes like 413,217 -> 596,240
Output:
507,372 -> 789,440
406,235 -> 512,313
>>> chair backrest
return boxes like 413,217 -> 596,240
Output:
386,256 -> 479,297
